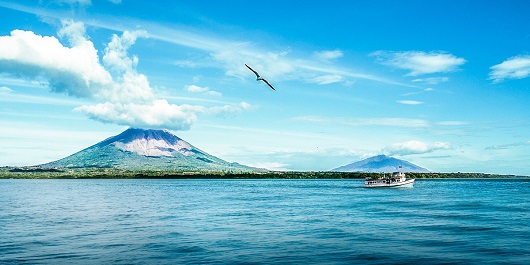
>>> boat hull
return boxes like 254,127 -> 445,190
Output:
365,178 -> 415,188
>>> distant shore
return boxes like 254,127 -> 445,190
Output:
0,167 -> 527,179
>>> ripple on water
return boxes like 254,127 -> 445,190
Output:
1,179 -> 530,264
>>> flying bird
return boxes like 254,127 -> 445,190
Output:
245,64 -> 276,91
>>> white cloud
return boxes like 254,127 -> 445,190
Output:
186,85 -> 209,93
411,77 -> 449,84
293,115 -> 429,128
76,100 -> 253,130
75,100 -> 198,130
205,91 -> 222,97
103,30 -> 149,74
0,92 -> 87,106
294,115 -> 469,131
401,87 -> 435,96
0,86 -> 12,93
314,49 -> 343,60
372,51 -> 466,76
185,84 -> 222,97
55,0 -> 92,6
489,55 -> 530,83
57,19 -> 86,45
53,0 -> 119,6
215,48 -> 295,80
0,3 -> 418,89
435,121 -> 468,126
195,101 -> 253,116
0,20 -> 250,130
0,24 -> 113,98
311,74 -> 343,84
485,141 -> 530,150
397,100 -> 423,105
384,140 -> 450,156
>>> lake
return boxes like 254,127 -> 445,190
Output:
1,179 -> 529,264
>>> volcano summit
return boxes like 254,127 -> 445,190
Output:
41,128 -> 256,172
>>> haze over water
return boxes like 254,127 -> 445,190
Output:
1,178 -> 529,264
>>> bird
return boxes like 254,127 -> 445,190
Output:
245,64 -> 276,91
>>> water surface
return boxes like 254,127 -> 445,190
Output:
1,179 -> 529,264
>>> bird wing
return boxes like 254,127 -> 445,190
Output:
245,64 -> 261,78
261,78 -> 276,90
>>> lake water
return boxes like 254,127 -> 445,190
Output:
1,178 -> 529,264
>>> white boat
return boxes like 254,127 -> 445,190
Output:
365,171 -> 415,188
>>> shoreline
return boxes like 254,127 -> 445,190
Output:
1,167 -> 527,179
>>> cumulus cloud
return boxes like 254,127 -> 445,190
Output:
103,30 -> 149,74
371,51 -> 466,76
0,21 -> 112,98
75,100 -> 252,130
75,100 -> 198,130
384,140 -> 450,156
489,55 -> 530,83
314,49 -> 343,60
0,20 -> 251,130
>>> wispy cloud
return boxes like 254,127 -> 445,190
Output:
435,121 -> 468,126
311,74 -> 343,85
371,51 -> 466,76
0,86 -> 12,93
397,100 -> 423,105
53,0 -> 121,6
401,87 -> 435,96
383,140 -> 450,156
293,115 -> 430,128
185,84 -> 222,97
485,141 -> 530,150
55,0 -> 92,6
412,77 -> 449,84
294,115 -> 470,130
0,2 -> 415,88
489,55 -> 530,83
0,92 -> 87,106
314,49 -> 343,60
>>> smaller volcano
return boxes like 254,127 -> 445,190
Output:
332,155 -> 430,173
40,128 -> 256,172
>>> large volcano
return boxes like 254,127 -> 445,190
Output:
40,128 -> 256,172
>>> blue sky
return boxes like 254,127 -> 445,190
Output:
1,0 -> 530,174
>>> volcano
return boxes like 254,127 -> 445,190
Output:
40,128 -> 256,172
332,155 -> 430,173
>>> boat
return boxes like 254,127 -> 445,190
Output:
365,171 -> 415,188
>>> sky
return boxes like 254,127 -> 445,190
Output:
1,0 -> 530,175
